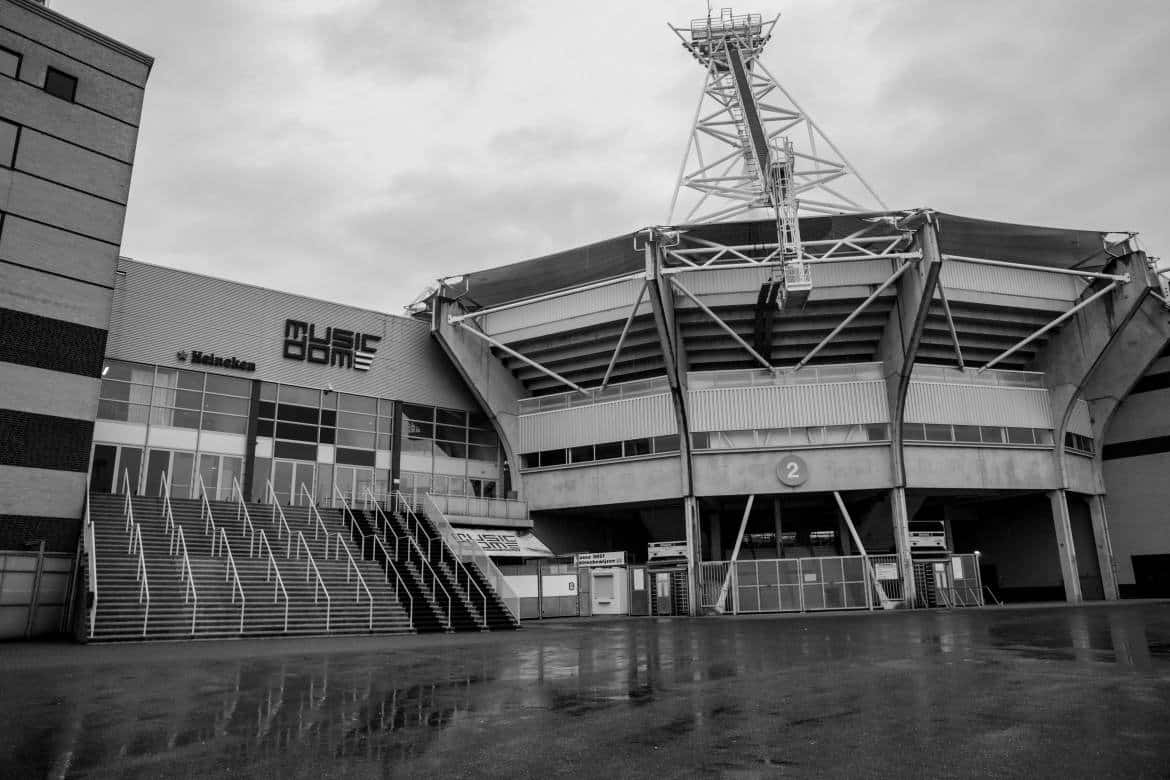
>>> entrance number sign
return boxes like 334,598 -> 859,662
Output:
776,454 -> 808,487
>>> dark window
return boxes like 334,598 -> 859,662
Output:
690,432 -> 710,450
276,421 -> 317,442
652,435 -> 679,454
624,438 -> 652,457
902,423 -> 925,441
273,440 -> 317,460
569,445 -> 594,463
865,424 -> 889,441
276,403 -> 318,424
44,67 -> 77,102
539,449 -> 566,467
924,424 -> 952,442
595,441 -> 623,461
980,426 -> 1004,444
256,419 -> 274,437
953,425 -> 981,443
1006,427 -> 1035,445
0,46 -> 20,79
521,453 -> 540,469
335,447 -> 376,467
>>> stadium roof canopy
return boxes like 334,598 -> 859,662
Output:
453,212 -> 1110,311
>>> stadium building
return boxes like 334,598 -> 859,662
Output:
1,2 -> 1168,639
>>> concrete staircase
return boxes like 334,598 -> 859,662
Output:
87,493 -> 414,642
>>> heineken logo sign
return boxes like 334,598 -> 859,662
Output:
177,350 -> 256,372
282,319 -> 381,372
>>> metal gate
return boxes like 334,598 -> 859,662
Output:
733,556 -> 871,613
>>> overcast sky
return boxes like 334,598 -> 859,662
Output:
57,0 -> 1169,313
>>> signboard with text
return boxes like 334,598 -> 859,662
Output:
574,551 -> 627,568
647,541 -> 688,560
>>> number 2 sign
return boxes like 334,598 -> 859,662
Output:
776,454 -> 808,487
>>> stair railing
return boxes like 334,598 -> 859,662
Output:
173,525 -> 199,635
422,492 -> 520,623
391,492 -> 434,559
385,495 -> 452,629
295,531 -> 332,632
332,533 -> 374,630
219,528 -> 246,634
300,484 -> 331,557
160,470 -> 177,547
368,534 -> 413,631
264,480 -> 296,558
121,469 -> 135,539
197,474 -> 219,540
402,499 -> 489,628
231,477 -> 258,557
257,528 -> 289,632
83,492 -> 97,640
131,522 -> 150,637
362,487 -> 403,562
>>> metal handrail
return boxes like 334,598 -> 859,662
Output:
122,469 -> 135,537
295,531 -> 332,632
197,474 -> 218,539
83,492 -> 98,639
301,484 -> 331,557
391,491 -> 437,558
131,522 -> 150,637
257,528 -> 289,632
160,471 -> 177,548
231,477 -> 257,557
395,489 -> 490,626
219,527 -> 246,634
362,487 -> 403,560
369,534 -> 413,631
421,492 -> 520,622
174,525 -> 198,635
387,493 -> 452,629
265,480 -> 296,558
333,533 -> 374,630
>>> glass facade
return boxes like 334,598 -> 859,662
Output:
93,359 -> 502,506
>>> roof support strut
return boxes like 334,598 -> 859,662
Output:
935,281 -> 964,370
601,280 -> 650,390
668,276 -> 774,371
978,282 -> 1120,373
451,320 -> 590,396
795,259 -> 916,370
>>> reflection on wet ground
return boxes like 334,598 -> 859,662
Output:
2,603 -> 1169,778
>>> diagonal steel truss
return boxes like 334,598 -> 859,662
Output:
667,10 -> 885,226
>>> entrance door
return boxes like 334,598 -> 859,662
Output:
334,465 -> 374,506
653,572 -> 673,615
90,445 -> 116,493
115,447 -> 143,495
273,459 -> 316,505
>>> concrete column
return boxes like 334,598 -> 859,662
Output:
1088,494 -> 1120,600
708,511 -> 722,562
1048,489 -> 1084,603
773,497 -> 783,558
684,495 -> 701,615
890,487 -> 916,606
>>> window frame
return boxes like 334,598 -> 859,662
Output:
43,66 -> 78,102
0,45 -> 21,80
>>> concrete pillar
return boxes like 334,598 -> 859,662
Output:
684,495 -> 701,615
773,497 -> 783,558
1048,489 -> 1084,603
1088,494 -> 1119,600
708,511 -> 722,562
890,487 -> 917,606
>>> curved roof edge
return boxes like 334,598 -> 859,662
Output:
452,210 -> 1110,310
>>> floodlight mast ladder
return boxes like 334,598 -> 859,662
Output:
667,8 -> 886,307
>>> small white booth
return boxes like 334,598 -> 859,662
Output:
575,551 -> 629,615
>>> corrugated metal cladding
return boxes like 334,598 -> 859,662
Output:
518,393 -> 676,452
106,260 -> 478,410
668,260 -> 895,298
481,277 -> 642,338
941,260 -> 1082,301
905,382 -> 1053,428
1067,399 -> 1092,436
688,380 -> 890,432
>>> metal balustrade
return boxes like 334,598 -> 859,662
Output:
256,528 -> 289,632
218,527 -> 246,634
368,534 -> 413,631
332,533 -> 373,631
295,531 -> 331,632
300,485 -> 331,557
265,481 -> 297,558
231,477 -> 258,557
367,490 -> 453,630
83,492 -> 98,640
420,492 -> 520,622
121,470 -> 151,636
174,526 -> 198,634
361,488 -> 403,561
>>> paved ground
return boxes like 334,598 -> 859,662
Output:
2,602 -> 1169,778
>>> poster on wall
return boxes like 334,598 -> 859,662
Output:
445,527 -> 554,558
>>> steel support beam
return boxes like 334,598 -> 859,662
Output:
715,495 -> 754,614
601,281 -> 650,390
669,276 -> 774,371
451,320 -> 589,396
833,492 -> 891,609
935,281 -> 965,370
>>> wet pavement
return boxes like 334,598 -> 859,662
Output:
2,603 -> 1169,778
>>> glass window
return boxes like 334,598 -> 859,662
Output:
203,393 -> 249,415
467,444 -> 497,462
276,403 -> 318,424
276,421 -> 318,442
435,441 -> 467,459
200,412 -> 248,434
435,424 -> 466,442
173,389 -> 203,410
99,379 -> 132,401
652,435 -> 679,454
258,401 -> 275,419
903,423 -> 926,441
376,432 -> 391,450
204,373 -> 250,397
0,46 -> 19,79
980,426 -> 1004,444
624,438 -> 652,457
403,404 -> 434,423
336,428 -> 375,448
378,399 -> 394,417
595,442 -> 623,460
436,408 -> 466,426
278,385 -> 319,406
259,382 -> 277,402
257,419 -> 274,437
521,453 -> 540,469
924,424 -> 953,442
690,432 -> 710,450
468,427 -> 497,446
273,441 -> 316,460
539,449 -> 566,467
1033,429 -> 1054,445
97,400 -> 149,423
405,419 -> 434,440
104,360 -> 153,384
1006,427 -> 1035,445
152,407 -> 200,429
44,67 -> 77,101
953,425 -> 981,443
336,448 -> 376,467
175,369 -> 205,391
865,424 -> 889,441
338,393 -> 377,414
337,411 -> 376,432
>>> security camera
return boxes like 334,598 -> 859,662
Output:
325,383 -> 334,394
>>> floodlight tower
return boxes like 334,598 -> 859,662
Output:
666,9 -> 887,304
